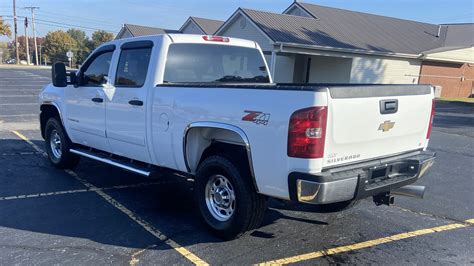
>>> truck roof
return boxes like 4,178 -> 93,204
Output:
103,34 -> 259,50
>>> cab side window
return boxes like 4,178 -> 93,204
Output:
82,52 -> 113,86
115,48 -> 152,87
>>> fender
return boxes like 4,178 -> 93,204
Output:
41,101 -> 64,123
40,101 -> 66,138
183,121 -> 259,191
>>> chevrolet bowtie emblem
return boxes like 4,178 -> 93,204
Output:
378,121 -> 395,132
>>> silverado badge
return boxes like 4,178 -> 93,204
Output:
378,120 -> 395,132
242,110 -> 270,126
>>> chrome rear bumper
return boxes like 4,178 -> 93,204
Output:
290,151 -> 436,205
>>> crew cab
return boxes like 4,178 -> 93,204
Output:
39,34 -> 436,239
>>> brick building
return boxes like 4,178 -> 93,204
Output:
419,61 -> 473,98
419,24 -> 474,97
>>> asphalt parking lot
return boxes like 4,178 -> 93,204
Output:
0,66 -> 473,265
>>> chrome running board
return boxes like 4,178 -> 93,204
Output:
70,148 -> 151,177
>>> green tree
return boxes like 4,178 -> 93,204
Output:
15,36 -> 29,60
67,28 -> 87,43
43,30 -> 77,64
0,41 -> 12,63
0,17 -> 12,37
90,30 -> 114,49
67,28 -> 90,65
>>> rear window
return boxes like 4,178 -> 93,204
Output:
163,44 -> 269,84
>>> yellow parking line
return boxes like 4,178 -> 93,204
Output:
11,130 -> 46,156
0,181 -> 165,202
258,220 -> 473,265
11,130 -> 209,265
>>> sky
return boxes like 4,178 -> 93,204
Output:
0,0 -> 473,41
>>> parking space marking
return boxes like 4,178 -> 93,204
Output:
393,205 -> 471,225
0,95 -> 39,98
0,77 -> 49,80
0,84 -> 42,86
258,220 -> 474,265
0,90 -> 41,92
129,244 -> 159,266
0,181 -> 165,202
0,103 -> 38,106
10,130 -> 209,266
10,131 -> 47,155
0,114 -> 38,117
0,85 -> 46,86
1,151 -> 42,156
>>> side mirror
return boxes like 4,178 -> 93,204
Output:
102,76 -> 109,85
70,71 -> 78,87
52,62 -> 67,87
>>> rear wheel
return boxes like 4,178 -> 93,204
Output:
205,174 -> 237,222
44,117 -> 80,169
195,155 -> 266,240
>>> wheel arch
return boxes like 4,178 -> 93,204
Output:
183,122 -> 259,191
40,102 -> 64,139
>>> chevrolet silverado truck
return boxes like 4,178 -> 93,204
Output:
39,34 -> 436,239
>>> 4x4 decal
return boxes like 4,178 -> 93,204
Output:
242,110 -> 270,126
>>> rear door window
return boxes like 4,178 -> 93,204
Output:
115,47 -> 152,87
164,44 -> 269,83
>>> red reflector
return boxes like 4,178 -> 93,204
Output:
202,35 -> 229,42
288,106 -> 328,159
426,99 -> 435,139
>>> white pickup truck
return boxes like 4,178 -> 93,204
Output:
40,34 -> 436,239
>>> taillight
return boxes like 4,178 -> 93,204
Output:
202,35 -> 229,42
288,106 -> 328,159
426,99 -> 435,139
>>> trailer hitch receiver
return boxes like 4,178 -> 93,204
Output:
373,192 -> 394,206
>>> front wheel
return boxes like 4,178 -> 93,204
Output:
44,117 -> 80,169
195,155 -> 266,240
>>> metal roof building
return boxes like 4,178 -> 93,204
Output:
180,17 -> 224,35
113,2 -> 473,97
115,24 -> 179,39
216,2 -> 474,97
115,18 -> 224,40
441,23 -> 474,47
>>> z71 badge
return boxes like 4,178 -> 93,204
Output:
242,110 -> 270,126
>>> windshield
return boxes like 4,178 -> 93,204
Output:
164,43 -> 270,84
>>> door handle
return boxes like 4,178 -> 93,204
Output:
91,97 -> 104,103
128,100 -> 144,106
380,99 -> 398,114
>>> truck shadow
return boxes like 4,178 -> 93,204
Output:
0,138 -> 329,251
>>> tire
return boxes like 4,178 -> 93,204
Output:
312,200 -> 360,213
195,155 -> 266,240
44,117 -> 80,169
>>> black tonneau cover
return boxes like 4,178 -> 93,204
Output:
157,83 -> 433,98
327,85 -> 432,99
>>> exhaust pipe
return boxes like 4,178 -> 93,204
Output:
392,185 -> 426,199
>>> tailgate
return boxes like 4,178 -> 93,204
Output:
324,85 -> 434,168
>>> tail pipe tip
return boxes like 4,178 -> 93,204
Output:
392,185 -> 426,199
